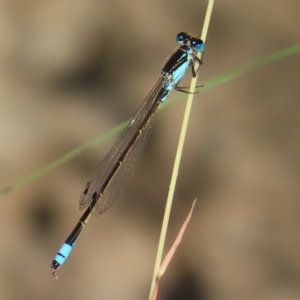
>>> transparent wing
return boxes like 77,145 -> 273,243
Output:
79,77 -> 164,216
91,120 -> 153,216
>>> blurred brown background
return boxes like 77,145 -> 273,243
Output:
1,0 -> 300,299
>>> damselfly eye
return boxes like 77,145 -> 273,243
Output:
191,38 -> 204,52
176,32 -> 189,43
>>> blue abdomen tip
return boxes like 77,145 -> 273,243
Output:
54,243 -> 73,265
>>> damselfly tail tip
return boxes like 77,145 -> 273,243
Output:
52,270 -> 59,280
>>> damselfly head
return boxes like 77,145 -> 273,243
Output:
176,32 -> 204,52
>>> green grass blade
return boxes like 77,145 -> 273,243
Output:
0,121 -> 127,198
1,43 -> 300,198
161,43 -> 300,110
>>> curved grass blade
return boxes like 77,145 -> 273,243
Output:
1,43 -> 300,198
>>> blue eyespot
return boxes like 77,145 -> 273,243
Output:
191,38 -> 204,52
176,32 -> 188,43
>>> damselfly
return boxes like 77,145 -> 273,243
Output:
51,32 -> 204,278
